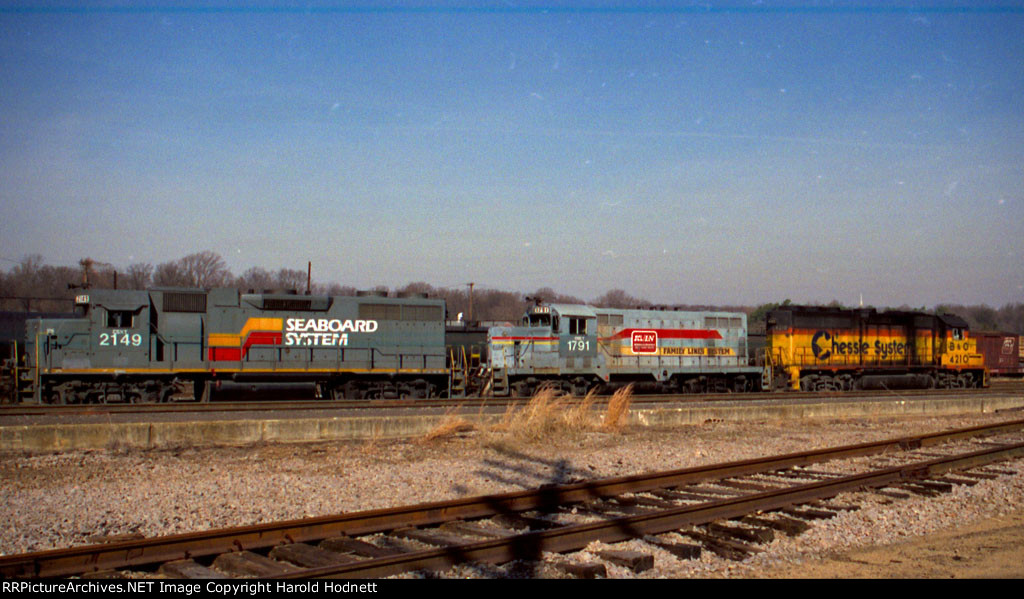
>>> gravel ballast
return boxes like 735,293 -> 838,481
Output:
2,412 -> 1023,578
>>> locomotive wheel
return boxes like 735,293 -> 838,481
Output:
44,386 -> 66,405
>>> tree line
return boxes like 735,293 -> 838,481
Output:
2,252 -> 1022,334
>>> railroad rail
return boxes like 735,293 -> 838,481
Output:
2,382 -> 1022,417
2,418 -> 1023,578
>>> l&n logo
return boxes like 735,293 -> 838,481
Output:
631,330 -> 658,354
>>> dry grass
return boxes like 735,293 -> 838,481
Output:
600,384 -> 634,431
417,384 -> 635,445
487,384 -> 632,443
418,416 -> 476,443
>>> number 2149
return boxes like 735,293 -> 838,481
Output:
99,332 -> 142,346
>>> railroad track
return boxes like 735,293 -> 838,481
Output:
2,382 -> 1022,417
2,418 -> 1023,579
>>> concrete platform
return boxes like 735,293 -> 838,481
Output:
2,394 -> 1023,452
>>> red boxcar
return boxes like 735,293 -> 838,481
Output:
974,332 -> 1024,377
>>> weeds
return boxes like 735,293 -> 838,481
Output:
600,385 -> 634,431
418,417 -> 476,443
418,385 -> 635,445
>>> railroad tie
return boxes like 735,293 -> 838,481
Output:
573,500 -> 648,516
893,482 -> 944,496
596,550 -> 654,573
912,480 -> 955,493
645,538 -> 702,560
392,527 -> 472,547
648,488 -> 723,503
269,543 -> 358,568
680,485 -> 741,497
929,474 -> 979,487
715,479 -> 785,492
705,521 -> 774,544
739,515 -> 809,537
319,536 -> 405,558
625,494 -> 682,509
772,468 -> 842,481
779,507 -> 838,520
490,512 -> 559,531
956,471 -> 1000,480
158,559 -> 228,579
869,489 -> 911,500
978,467 -> 1018,476
809,500 -> 860,512
211,550 -> 300,577
551,560 -> 607,579
678,530 -> 757,561
439,521 -> 516,539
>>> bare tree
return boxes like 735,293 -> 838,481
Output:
152,261 -> 188,287
154,251 -> 231,288
124,263 -> 153,289
236,266 -> 274,293
274,268 -> 308,292
592,288 -> 650,309
180,251 -> 231,287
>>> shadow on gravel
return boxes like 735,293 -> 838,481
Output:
441,444 -> 651,578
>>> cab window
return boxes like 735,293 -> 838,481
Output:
527,313 -> 551,327
106,310 -> 135,328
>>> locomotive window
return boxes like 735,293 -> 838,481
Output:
569,317 -> 587,335
953,328 -> 964,341
106,310 -> 135,328
527,313 -> 551,327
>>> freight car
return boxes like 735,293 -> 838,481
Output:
17,288 -> 452,404
763,305 -> 987,391
973,331 -> 1024,378
486,301 -> 764,396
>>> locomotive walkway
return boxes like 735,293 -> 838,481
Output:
1,384 -> 1023,452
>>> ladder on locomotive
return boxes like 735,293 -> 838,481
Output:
448,345 -> 501,397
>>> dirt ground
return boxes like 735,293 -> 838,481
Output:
760,509 -> 1024,579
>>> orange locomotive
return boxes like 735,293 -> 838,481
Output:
763,306 -> 987,391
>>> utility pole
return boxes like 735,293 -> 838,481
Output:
466,282 -> 475,324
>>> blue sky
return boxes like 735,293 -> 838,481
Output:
1,2 -> 1022,307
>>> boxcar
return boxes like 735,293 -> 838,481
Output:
974,331 -> 1024,377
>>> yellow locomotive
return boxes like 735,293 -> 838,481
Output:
764,306 -> 986,391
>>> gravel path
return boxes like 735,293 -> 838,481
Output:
2,412 -> 1023,578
